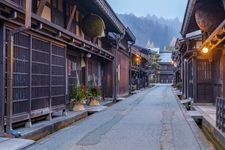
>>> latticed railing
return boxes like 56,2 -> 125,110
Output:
216,97 -> 225,132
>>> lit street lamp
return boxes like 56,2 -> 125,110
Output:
202,47 -> 209,54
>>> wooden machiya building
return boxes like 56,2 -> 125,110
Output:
112,27 -> 136,97
158,52 -> 174,83
130,45 -> 151,91
178,0 -> 225,104
0,0 -> 135,135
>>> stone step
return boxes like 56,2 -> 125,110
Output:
188,111 -> 203,120
0,137 -> 34,150
86,106 -> 108,113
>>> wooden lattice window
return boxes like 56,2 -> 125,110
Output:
5,30 -> 30,114
4,27 -> 66,124
197,60 -> 211,81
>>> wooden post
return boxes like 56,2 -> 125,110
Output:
85,58 -> 88,86
185,60 -> 188,98
25,34 -> 32,128
66,5 -> 77,30
25,0 -> 31,28
6,33 -> 14,133
113,47 -> 117,103
187,60 -> 190,97
181,58 -> 185,96
129,45 -> 132,94
24,0 -> 32,128
48,43 -> 52,121
193,57 -> 197,102
6,0 -> 31,134
113,33 -> 125,102
0,23 -> 5,135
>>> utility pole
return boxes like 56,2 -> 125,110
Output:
113,33 -> 124,103
6,0 -> 31,136
128,42 -> 135,94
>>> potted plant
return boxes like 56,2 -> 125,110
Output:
70,85 -> 87,111
176,82 -> 182,91
88,85 -> 101,106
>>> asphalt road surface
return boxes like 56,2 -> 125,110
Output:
27,84 -> 211,150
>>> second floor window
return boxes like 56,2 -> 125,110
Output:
52,0 -> 64,27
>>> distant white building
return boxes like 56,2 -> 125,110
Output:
160,52 -> 172,63
150,48 -> 160,54
145,40 -> 160,54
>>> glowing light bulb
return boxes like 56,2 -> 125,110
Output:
202,47 -> 209,54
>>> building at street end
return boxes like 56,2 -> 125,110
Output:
130,45 -> 151,91
158,51 -> 174,83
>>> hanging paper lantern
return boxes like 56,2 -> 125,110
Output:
195,1 -> 224,33
81,14 -> 106,38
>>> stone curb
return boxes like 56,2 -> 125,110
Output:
0,138 -> 34,150
196,109 -> 225,150
18,112 -> 88,141
172,89 -> 212,150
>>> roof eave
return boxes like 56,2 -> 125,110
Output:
126,27 -> 136,43
93,0 -> 126,34
181,0 -> 197,36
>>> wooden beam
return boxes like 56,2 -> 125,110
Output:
36,0 -> 47,16
66,5 -> 77,30
25,0 -> 31,28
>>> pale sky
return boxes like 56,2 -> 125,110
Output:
107,0 -> 187,21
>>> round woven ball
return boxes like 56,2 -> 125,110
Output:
81,14 -> 106,38
195,2 -> 224,33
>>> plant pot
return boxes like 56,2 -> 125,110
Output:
89,98 -> 100,106
73,103 -> 85,112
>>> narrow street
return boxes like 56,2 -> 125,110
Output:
27,85 -> 210,150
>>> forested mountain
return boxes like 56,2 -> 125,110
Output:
118,14 -> 181,50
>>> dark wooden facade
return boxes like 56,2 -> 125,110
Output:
158,52 -> 174,83
130,45 -> 150,91
179,0 -> 225,132
171,50 -> 182,85
117,49 -> 129,96
158,63 -> 174,83
0,0 -> 135,134
176,35 -> 215,102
